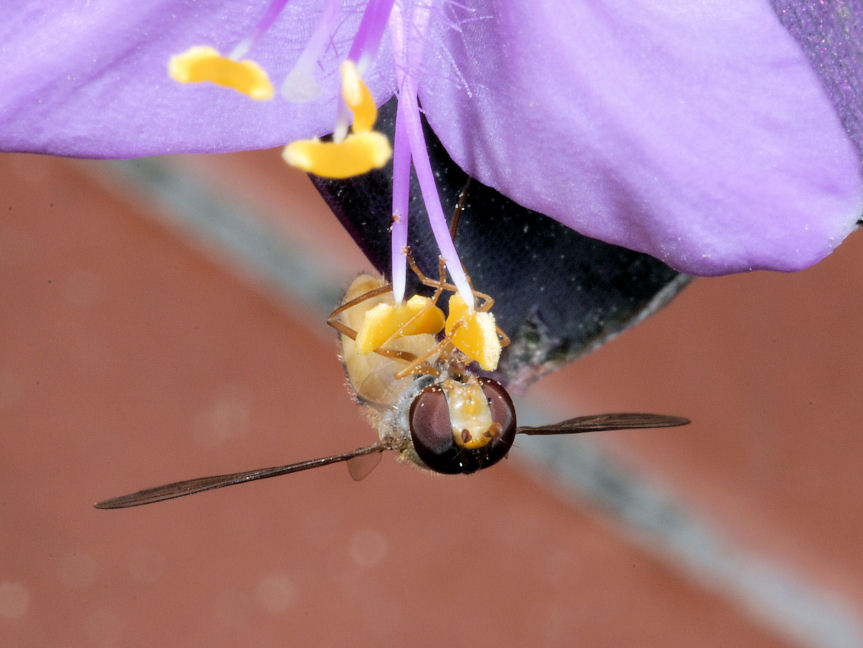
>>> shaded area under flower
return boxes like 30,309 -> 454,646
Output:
313,99 -> 689,390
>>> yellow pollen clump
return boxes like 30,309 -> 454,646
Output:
282,131 -> 391,178
282,59 -> 392,179
168,46 -> 274,101
340,60 -> 376,133
355,295 -> 445,354
446,295 -> 501,372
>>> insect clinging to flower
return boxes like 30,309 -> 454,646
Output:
95,190 -> 689,509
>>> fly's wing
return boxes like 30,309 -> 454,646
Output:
95,443 -> 387,509
346,450 -> 384,481
519,413 -> 690,436
312,98 -> 690,393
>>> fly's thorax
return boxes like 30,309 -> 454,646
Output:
379,372 -> 435,448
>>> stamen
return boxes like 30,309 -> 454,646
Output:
390,100 -> 411,304
283,58 -> 392,178
282,131 -> 391,178
340,61 -> 376,134
280,0 -> 340,102
169,0 -> 293,101
229,0 -> 292,60
168,46 -> 274,100
168,0 -> 476,313
333,0 -> 397,143
348,0 -> 397,75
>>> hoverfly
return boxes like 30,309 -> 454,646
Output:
96,189 -> 688,509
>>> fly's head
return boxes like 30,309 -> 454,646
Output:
407,375 -> 516,474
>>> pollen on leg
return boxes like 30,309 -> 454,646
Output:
446,294 -> 502,371
169,46 -> 274,101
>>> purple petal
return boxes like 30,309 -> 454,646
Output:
771,1 -> 863,161
0,1 -> 394,157
420,2 -> 863,275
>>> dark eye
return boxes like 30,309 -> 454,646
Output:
409,378 -> 517,474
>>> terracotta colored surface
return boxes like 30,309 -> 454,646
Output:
0,154 -> 796,646
171,150 -> 372,279
182,149 -> 863,619
541,229 -> 863,611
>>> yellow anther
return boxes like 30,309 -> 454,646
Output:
283,58 -> 391,178
355,295 -> 445,354
446,295 -> 501,371
282,132 -> 392,178
340,60 -> 376,133
169,45 -> 274,101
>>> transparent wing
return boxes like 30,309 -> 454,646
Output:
95,443 -> 386,509
518,413 -> 689,436
346,450 -> 384,481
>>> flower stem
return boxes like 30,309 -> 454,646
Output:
230,0 -> 292,60
280,0 -> 341,102
390,0 -> 473,307
391,99 -> 411,305
350,0 -> 397,74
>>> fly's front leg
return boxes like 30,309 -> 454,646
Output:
394,342 -> 445,380
326,283 -> 393,334
327,282 -> 418,364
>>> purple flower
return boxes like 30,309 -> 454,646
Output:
2,1 -> 861,291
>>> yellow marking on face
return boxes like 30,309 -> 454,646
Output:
442,380 -> 494,449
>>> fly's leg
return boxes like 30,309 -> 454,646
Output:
448,178 -> 471,241
394,341 -> 447,380
406,248 -> 498,312
378,296 -> 443,351
496,327 -> 511,348
328,317 -> 419,364
327,283 -> 393,332
405,248 -> 509,349
327,282 -> 420,365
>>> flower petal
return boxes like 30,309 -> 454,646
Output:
0,1 -> 395,157
420,2 -> 863,275
772,1 -> 863,161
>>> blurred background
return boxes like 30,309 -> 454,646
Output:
1,149 -> 862,647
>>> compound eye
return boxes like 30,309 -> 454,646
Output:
408,386 -> 456,473
409,379 -> 517,475
478,378 -> 517,446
